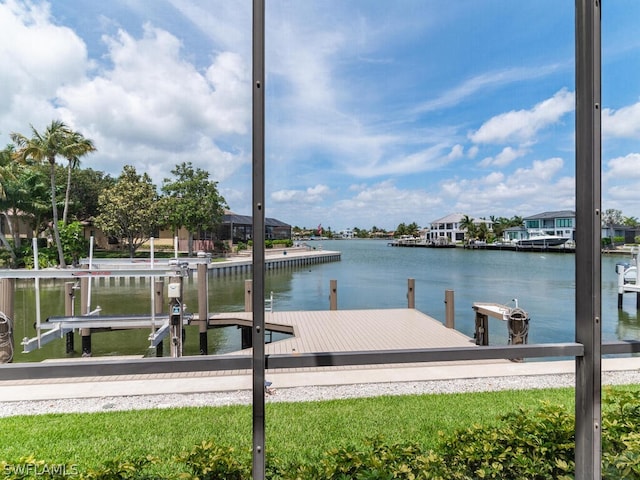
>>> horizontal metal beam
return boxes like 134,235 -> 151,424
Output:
602,340 -> 640,355
2,342 -> 583,381
0,268 -> 182,280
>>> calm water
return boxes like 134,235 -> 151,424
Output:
7,239 -> 639,362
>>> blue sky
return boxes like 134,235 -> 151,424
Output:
1,1 -> 639,231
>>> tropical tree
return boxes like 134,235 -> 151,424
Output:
406,222 -> 420,237
11,121 -> 95,267
67,168 -> 116,222
602,208 -> 624,241
62,131 -> 96,224
160,162 -> 227,256
0,146 -> 17,261
94,165 -> 161,258
459,214 -> 477,243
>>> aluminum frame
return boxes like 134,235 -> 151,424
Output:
0,2 -> 608,479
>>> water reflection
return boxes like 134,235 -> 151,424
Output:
5,240 -> 639,362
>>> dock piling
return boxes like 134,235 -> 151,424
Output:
329,280 -> 337,310
407,279 -> 415,309
80,278 -> 91,357
197,263 -> 208,355
444,289 -> 455,329
155,279 -> 164,357
0,278 -> 14,363
64,282 -> 75,354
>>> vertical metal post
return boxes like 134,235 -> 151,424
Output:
197,263 -> 208,355
64,282 -> 75,353
575,1 -> 602,478
252,0 -> 266,477
169,275 -> 184,358
80,278 -> 91,357
154,279 -> 164,357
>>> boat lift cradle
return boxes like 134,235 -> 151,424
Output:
0,265 -> 191,354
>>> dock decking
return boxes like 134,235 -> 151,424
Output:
208,308 -> 480,360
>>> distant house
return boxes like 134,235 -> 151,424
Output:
216,211 -> 291,244
428,213 -> 492,244
601,225 -> 640,244
523,210 -> 575,240
340,228 -> 354,239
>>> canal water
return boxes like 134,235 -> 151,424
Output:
7,239 -> 639,362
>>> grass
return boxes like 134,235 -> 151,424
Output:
0,387 -> 577,475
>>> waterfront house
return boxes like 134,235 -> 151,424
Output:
215,211 -> 292,245
429,213 -> 492,244
429,213 -> 464,244
523,210 -> 576,240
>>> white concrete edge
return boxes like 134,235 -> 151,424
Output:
1,357 -> 639,402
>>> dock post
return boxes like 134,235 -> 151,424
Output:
407,278 -> 415,309
616,264 -> 624,309
329,279 -> 338,310
474,311 -> 489,346
155,279 -> 164,357
242,279 -> 253,348
168,275 -> 184,358
444,289 -> 455,329
80,278 -> 91,357
198,263 -> 208,355
245,279 -> 253,312
0,278 -> 15,363
64,282 -> 75,353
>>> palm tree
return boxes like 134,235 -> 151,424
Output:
11,120 -> 95,267
62,131 -> 96,224
459,214 -> 476,244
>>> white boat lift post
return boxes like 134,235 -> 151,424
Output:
617,248 -> 640,309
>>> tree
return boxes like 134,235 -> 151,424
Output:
11,121 -> 95,267
406,222 -> 420,237
94,166 -> 161,258
459,214 -> 476,243
160,162 -> 227,256
62,131 -> 96,224
67,168 -> 116,222
602,208 -> 624,240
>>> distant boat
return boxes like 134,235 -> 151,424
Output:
516,230 -> 569,247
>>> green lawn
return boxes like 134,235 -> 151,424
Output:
0,387 -> 576,475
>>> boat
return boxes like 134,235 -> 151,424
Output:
516,230 -> 569,247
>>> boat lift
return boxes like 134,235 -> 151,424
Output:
9,263 -> 193,355
616,246 -> 640,309
0,235 -> 195,356
472,300 -> 530,348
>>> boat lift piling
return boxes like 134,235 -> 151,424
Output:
616,249 -> 640,309
472,301 -> 530,353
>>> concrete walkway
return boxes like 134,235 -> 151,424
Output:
2,356 -> 640,402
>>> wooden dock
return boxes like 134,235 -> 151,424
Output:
207,308 -> 481,364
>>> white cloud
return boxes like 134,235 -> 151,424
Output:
439,157 -> 572,217
414,63 -> 566,113
271,184 -> 331,205
469,89 -> 575,145
479,146 -> 528,168
448,144 -> 464,160
0,0 -> 88,135
605,153 -> 640,180
331,180 -> 441,228
603,102 -> 640,139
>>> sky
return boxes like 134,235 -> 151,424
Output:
1,1 -> 639,232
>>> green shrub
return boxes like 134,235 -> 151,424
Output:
425,401 -> 575,479
176,440 -> 250,480
82,456 -> 160,480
